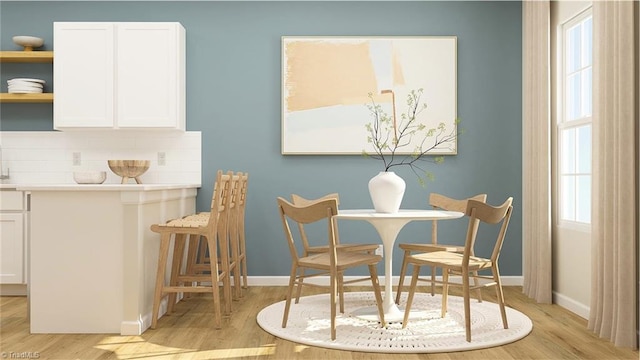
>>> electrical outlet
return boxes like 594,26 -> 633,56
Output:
158,152 -> 166,166
375,245 -> 383,256
72,152 -> 81,166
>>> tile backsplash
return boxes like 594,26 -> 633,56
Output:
0,131 -> 201,185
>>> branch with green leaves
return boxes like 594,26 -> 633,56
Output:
362,88 -> 459,186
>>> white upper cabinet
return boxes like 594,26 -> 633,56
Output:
54,22 -> 185,131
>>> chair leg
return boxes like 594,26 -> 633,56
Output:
184,234 -> 199,298
338,272 -> 345,314
198,235 -> 208,265
230,225 -> 242,300
472,270 -> 483,302
294,268 -> 306,303
239,226 -> 249,289
395,250 -> 410,305
402,264 -> 421,329
203,235 -> 223,329
282,265 -> 298,328
469,250 -> 483,302
330,268 -> 338,340
430,265 -> 437,296
151,232 -> 171,329
493,265 -> 509,329
368,264 -> 386,328
441,269 -> 449,318
462,271 -> 472,342
222,237 -> 234,315
168,233 -> 187,314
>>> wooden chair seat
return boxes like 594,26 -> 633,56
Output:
409,251 -> 494,271
398,243 -> 463,253
298,250 -> 384,270
159,216 -> 208,228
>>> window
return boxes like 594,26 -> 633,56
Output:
559,10 -> 592,225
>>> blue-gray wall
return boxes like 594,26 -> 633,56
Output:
0,1 -> 522,277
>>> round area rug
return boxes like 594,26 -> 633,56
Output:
257,292 -> 533,353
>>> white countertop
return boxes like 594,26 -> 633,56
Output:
5,183 -> 200,191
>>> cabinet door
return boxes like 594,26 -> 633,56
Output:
0,213 -> 24,284
116,23 -> 185,129
54,22 -> 115,129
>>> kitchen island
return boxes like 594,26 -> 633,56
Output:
17,183 -> 199,335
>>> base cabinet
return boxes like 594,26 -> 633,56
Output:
0,213 -> 24,284
27,186 -> 196,335
54,22 -> 186,130
0,191 -> 27,293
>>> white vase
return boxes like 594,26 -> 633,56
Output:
368,171 -> 406,213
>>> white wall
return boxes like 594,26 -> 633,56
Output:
0,131 -> 201,185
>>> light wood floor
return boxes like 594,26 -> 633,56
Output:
1,286 -> 638,360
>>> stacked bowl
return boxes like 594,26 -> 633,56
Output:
7,78 -> 45,93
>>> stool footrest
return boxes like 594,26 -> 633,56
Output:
164,286 -> 216,293
176,275 -> 221,282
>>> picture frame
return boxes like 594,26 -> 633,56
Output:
281,36 -> 457,155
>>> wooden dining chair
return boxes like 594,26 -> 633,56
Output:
277,197 -> 386,340
401,197 -> 513,342
395,193 -> 487,304
290,193 -> 379,302
150,170 -> 233,329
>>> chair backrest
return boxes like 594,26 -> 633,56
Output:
206,170 -> 233,233
463,197 -> 513,263
430,193 -> 487,212
237,172 -> 248,216
236,172 -> 248,241
277,197 -> 339,264
291,193 -> 340,251
227,172 -> 241,250
429,193 -> 487,245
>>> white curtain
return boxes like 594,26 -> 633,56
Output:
522,0 -> 553,304
589,0 -> 638,350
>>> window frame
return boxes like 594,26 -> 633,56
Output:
556,7 -> 592,232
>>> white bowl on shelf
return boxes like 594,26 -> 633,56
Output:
8,78 -> 45,84
73,171 -> 107,184
12,35 -> 44,51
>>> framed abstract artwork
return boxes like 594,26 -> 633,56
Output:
281,36 -> 457,155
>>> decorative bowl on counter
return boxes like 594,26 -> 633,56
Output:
73,171 -> 107,184
108,160 -> 150,184
12,35 -> 44,51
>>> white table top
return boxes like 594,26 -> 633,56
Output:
336,209 -> 464,220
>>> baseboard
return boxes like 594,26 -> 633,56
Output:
552,291 -> 589,319
121,293 -> 176,335
0,284 -> 27,296
246,275 -> 524,287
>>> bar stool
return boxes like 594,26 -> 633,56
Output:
150,170 -> 233,329
187,172 -> 249,300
